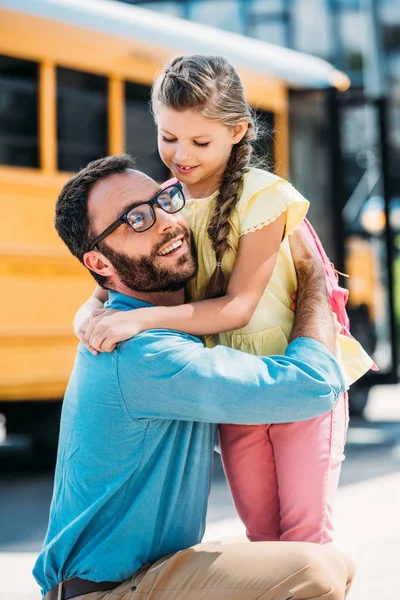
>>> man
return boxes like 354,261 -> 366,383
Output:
34,154 -> 353,600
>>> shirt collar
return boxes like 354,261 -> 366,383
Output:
106,290 -> 154,311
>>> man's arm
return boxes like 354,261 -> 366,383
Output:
117,229 -> 344,425
118,333 -> 343,425
289,230 -> 336,353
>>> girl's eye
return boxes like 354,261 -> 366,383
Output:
194,141 -> 210,147
161,136 -> 176,143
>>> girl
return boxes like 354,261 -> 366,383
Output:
77,55 -> 373,544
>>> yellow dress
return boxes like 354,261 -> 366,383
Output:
183,167 -> 373,388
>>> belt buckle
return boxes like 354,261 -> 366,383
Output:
57,581 -> 63,600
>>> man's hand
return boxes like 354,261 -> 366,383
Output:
289,228 -> 336,354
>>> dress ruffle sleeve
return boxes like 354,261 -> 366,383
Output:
239,180 -> 310,237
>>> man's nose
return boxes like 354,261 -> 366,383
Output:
153,207 -> 179,232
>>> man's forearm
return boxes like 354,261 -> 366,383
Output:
290,262 -> 336,354
122,332 -> 344,424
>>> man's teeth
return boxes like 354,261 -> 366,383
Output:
159,240 -> 183,256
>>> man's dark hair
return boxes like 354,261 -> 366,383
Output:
55,154 -> 136,286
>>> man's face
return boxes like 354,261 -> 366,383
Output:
86,170 -> 198,293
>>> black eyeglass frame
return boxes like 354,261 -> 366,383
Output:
87,183 -> 185,252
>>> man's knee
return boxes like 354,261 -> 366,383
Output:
298,545 -> 349,600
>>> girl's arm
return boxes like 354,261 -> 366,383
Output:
74,286 -> 108,351
85,214 -> 286,352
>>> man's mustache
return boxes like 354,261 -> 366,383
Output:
152,227 -> 191,258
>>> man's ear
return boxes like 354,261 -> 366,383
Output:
232,121 -> 249,144
83,251 -> 114,279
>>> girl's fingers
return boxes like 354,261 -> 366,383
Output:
89,329 -> 118,353
87,344 -> 99,356
81,339 -> 99,355
85,310 -> 118,342
76,317 -> 91,341
88,323 -> 107,348
85,314 -> 104,343
92,308 -> 107,317
91,332 -> 107,352
101,338 -> 116,353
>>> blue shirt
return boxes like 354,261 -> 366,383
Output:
33,291 -> 345,595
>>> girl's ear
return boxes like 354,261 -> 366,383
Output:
83,251 -> 114,279
232,121 -> 249,144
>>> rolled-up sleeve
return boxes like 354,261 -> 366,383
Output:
117,331 -> 345,424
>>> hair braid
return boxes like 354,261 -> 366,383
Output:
202,124 -> 254,299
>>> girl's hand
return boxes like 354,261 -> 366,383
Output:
84,309 -> 146,353
78,308 -> 108,355
74,300 -> 105,355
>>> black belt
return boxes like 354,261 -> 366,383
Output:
43,577 -> 119,600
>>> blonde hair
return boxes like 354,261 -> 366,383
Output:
152,55 -> 256,299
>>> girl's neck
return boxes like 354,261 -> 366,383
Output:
183,181 -> 218,200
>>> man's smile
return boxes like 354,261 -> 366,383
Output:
157,235 -> 186,258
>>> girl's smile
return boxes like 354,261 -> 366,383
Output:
174,164 -> 199,176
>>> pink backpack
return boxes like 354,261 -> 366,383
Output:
162,178 -> 377,369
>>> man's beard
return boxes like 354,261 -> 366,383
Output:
99,227 -> 198,293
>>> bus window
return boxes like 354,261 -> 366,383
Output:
0,55 -> 39,168
125,81 -> 169,182
57,68 -> 107,172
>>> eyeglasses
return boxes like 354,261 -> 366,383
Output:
87,183 -> 185,252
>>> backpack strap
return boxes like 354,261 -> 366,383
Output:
301,218 -> 351,334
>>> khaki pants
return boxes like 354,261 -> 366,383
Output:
75,542 -> 354,600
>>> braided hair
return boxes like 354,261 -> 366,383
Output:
152,55 -> 256,298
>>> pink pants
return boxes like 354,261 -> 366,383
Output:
219,393 -> 349,545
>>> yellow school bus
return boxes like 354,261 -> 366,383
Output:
0,0 -> 360,445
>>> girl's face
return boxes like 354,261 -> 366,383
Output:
156,106 -> 247,198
